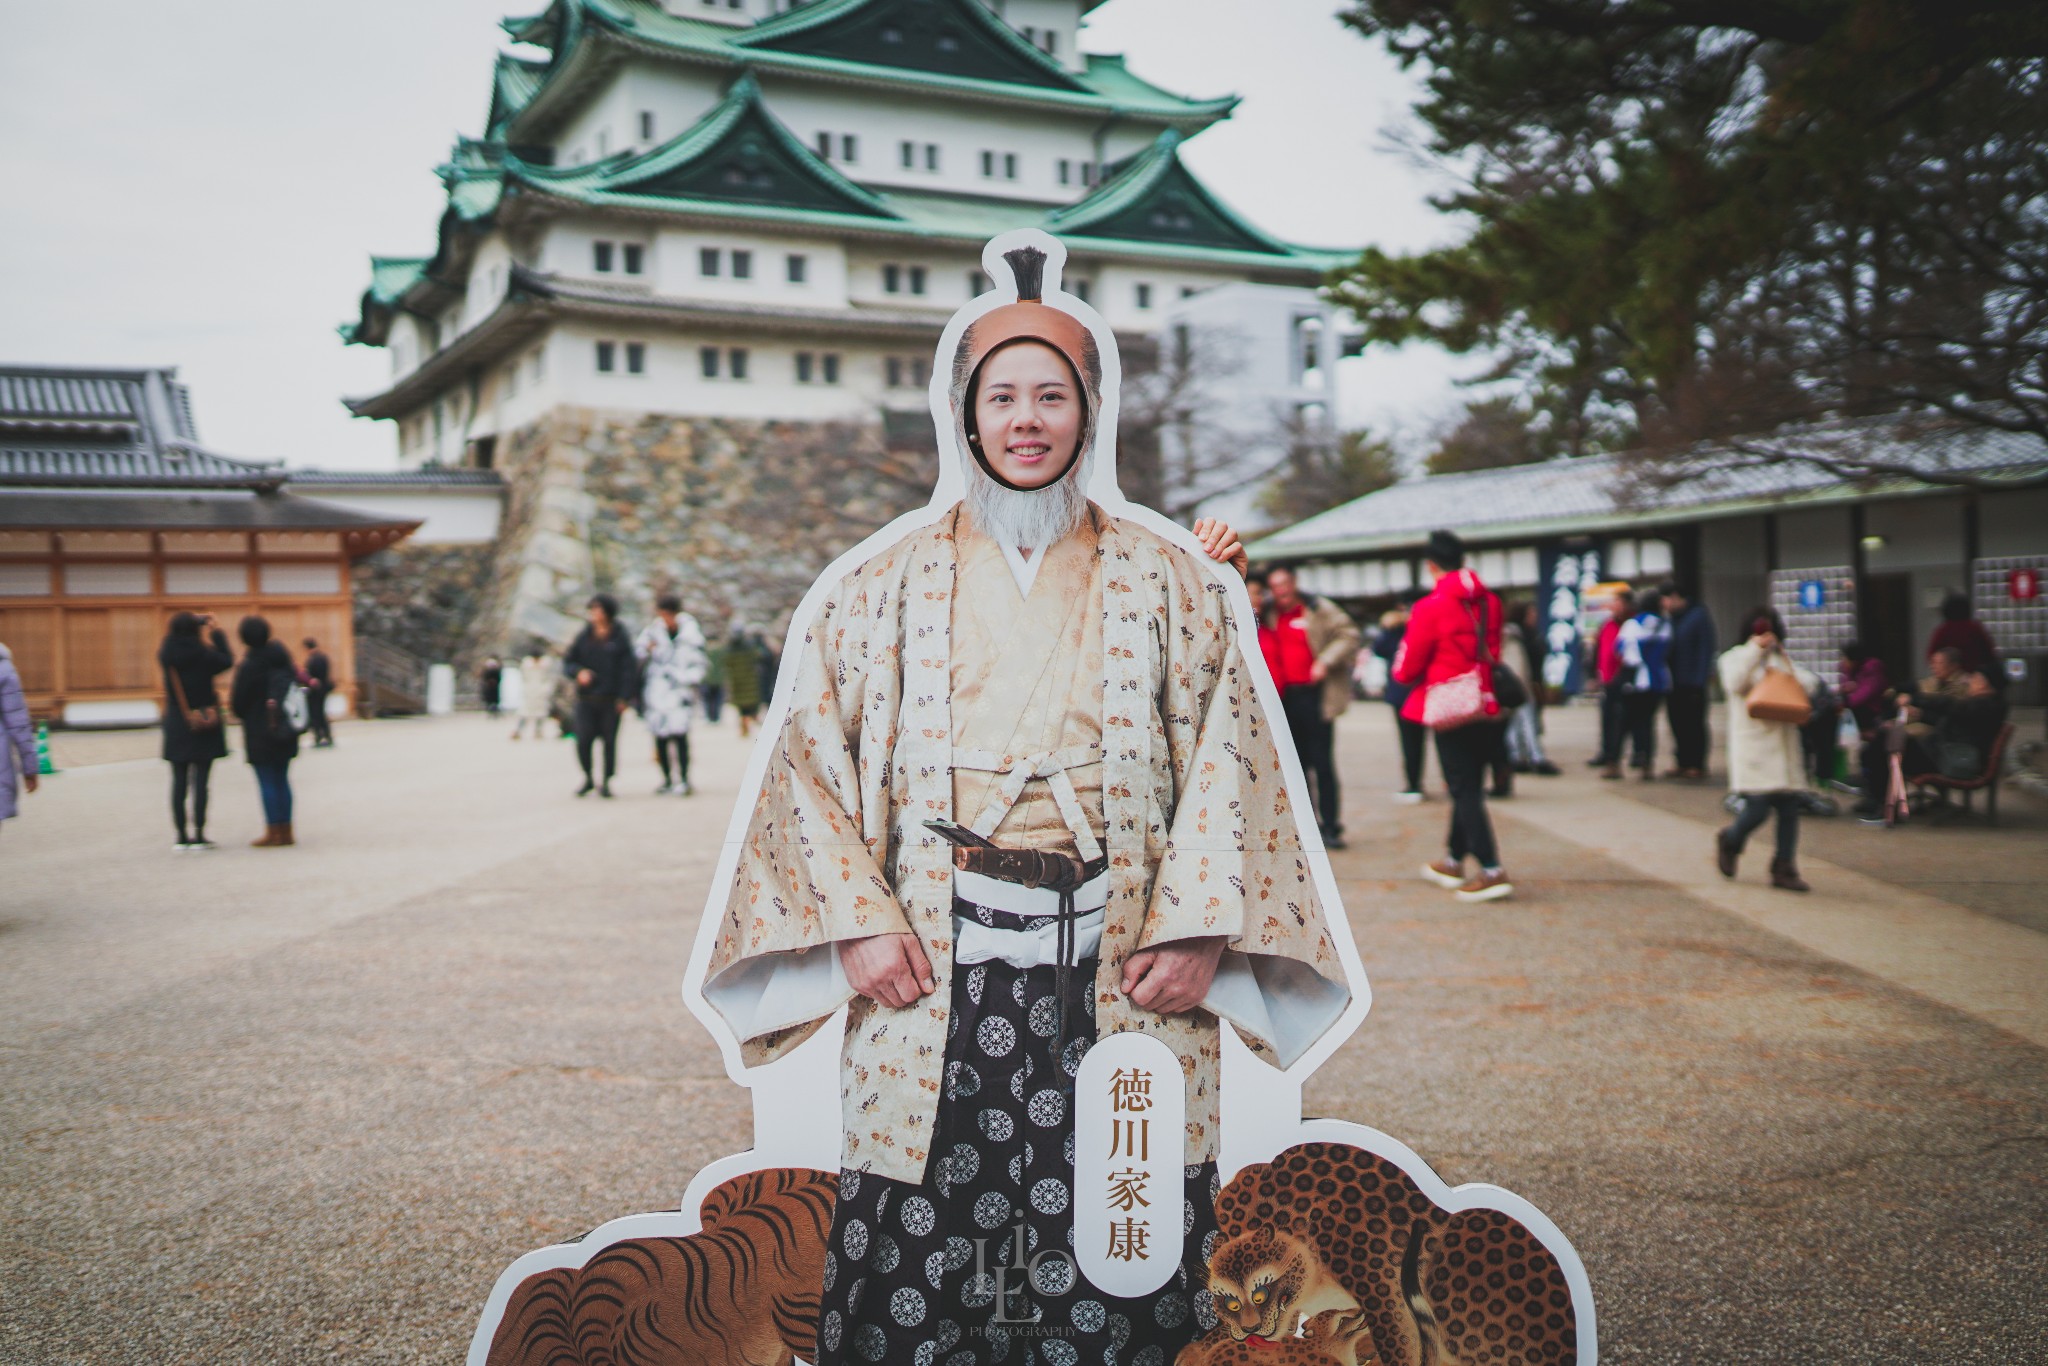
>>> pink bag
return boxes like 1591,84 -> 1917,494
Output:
1421,665 -> 1496,730
1420,598 -> 1502,731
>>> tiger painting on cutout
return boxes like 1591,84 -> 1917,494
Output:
484,1168 -> 835,1366
1176,1142 -> 1578,1366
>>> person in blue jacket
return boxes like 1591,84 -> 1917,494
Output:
1617,589 -> 1673,780
1660,583 -> 1718,779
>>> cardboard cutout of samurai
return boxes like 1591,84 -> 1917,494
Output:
469,232 -> 1595,1366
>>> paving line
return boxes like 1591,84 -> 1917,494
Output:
1491,789 -> 2048,1049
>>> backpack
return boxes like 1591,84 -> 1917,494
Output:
268,661 -> 312,736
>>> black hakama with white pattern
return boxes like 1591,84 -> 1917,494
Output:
816,895 -> 1220,1366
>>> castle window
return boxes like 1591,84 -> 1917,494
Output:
909,265 -> 927,295
1003,153 -> 1017,180
980,150 -> 995,178
1058,159 -> 1071,186
970,270 -> 992,295
1071,279 -> 1092,304
1044,30 -> 1058,56
822,353 -> 841,384
796,351 -> 815,384
883,264 -> 902,294
787,254 -> 808,284
626,342 -> 646,375
1081,163 -> 1096,187
700,346 -> 720,379
816,131 -> 832,159
840,134 -> 857,163
595,341 -> 616,373
700,247 -> 722,277
732,250 -> 753,280
901,140 -> 916,169
1135,283 -> 1154,310
639,110 -> 655,141
886,357 -> 902,388
593,241 -> 614,273
623,243 -> 644,275
1181,285 -> 1198,299
925,143 -> 940,171
729,347 -> 750,380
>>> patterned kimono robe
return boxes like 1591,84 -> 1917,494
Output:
705,504 -> 1350,1186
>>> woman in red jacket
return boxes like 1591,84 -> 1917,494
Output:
1392,530 -> 1513,902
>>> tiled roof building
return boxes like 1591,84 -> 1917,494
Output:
340,0 -> 1348,456
0,365 -> 419,722
1251,417 -> 2048,696
336,0 -> 1358,653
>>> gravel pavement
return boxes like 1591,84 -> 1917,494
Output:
2,708 -> 2043,1363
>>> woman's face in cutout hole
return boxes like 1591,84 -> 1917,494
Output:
972,341 -> 1082,490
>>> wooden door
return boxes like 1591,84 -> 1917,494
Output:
0,607 -> 58,693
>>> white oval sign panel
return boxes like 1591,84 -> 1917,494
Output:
1073,1031 -> 1186,1298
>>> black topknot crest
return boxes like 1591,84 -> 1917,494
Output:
1003,246 -> 1048,303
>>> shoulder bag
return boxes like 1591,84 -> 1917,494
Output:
1423,597 -> 1523,730
1745,652 -> 1812,726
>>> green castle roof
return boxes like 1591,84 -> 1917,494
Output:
494,0 -> 1237,141
1048,129 -> 1300,256
509,71 -> 896,219
736,0 -> 1087,92
344,70 -> 1347,348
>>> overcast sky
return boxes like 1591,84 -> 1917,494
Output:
0,0 -> 1480,472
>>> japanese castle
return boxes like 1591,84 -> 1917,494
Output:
341,0 -> 1351,471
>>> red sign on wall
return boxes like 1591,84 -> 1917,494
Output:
2012,568 -> 2041,603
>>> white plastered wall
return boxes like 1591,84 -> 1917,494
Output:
754,75 -> 1153,204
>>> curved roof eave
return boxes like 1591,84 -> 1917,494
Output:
499,10 -> 1234,145
501,180 -> 1344,274
734,0 -> 1090,95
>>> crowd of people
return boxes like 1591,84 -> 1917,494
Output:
488,593 -> 781,799
1224,543 -> 2022,906
0,548 -> 2020,884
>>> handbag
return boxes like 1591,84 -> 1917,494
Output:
166,667 -> 221,732
1745,656 -> 1812,726
1488,607 -> 1531,713
1423,596 -> 1519,729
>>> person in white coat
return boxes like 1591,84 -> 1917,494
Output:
511,647 -> 557,740
635,594 -> 708,795
1715,606 -> 1816,892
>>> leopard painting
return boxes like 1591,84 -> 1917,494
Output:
1177,1141 -> 1579,1366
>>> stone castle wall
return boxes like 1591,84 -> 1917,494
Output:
357,405 -> 935,668
351,541 -> 499,666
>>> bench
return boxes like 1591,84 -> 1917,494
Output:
1910,722 -> 2016,826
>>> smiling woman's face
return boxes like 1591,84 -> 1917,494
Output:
972,341 -> 1082,490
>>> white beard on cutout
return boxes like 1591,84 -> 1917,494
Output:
963,444 -> 1092,556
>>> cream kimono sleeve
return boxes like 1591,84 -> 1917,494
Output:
1140,554 -> 1351,1069
703,564 -> 915,1065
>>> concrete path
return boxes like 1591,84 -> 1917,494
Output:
1491,744 -> 2048,1047
2,706 -> 2043,1363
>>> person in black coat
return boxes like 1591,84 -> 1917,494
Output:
302,637 -> 334,747
230,616 -> 300,847
562,593 -> 637,798
159,612 -> 235,850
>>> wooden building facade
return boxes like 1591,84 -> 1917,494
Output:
0,365 -> 416,723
